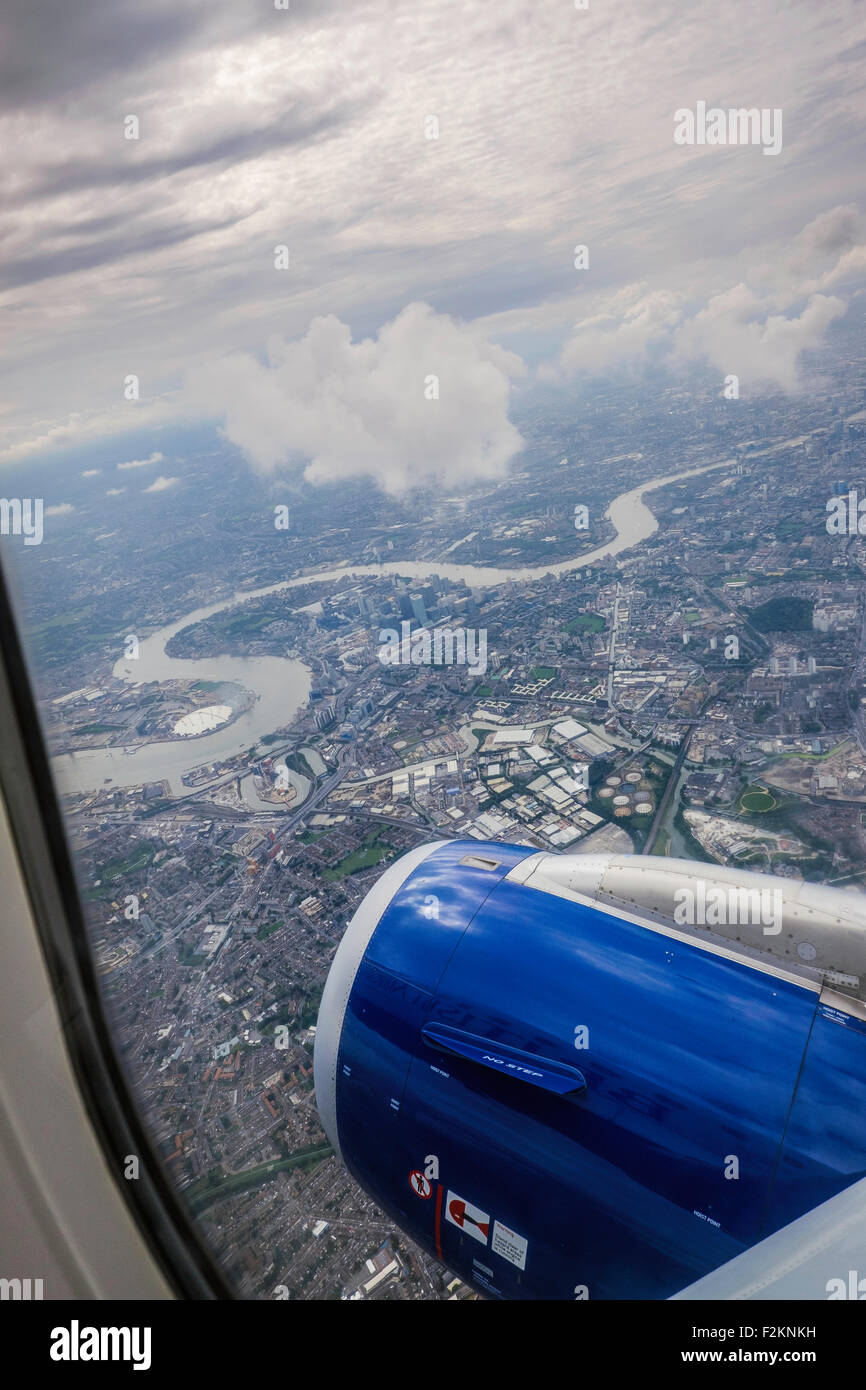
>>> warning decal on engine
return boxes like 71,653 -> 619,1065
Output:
491,1219 -> 528,1270
445,1191 -> 490,1245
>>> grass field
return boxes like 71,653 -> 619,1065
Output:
322,830 -> 391,882
257,920 -> 284,940
565,613 -> 605,635
99,844 -> 156,881
739,786 -> 777,813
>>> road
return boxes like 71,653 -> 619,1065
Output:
606,584 -> 623,708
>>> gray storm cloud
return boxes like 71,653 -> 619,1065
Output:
184,302 -> 526,495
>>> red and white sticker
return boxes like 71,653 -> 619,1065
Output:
408,1170 -> 433,1199
445,1191 -> 490,1245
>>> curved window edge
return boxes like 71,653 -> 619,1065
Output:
0,561 -> 236,1301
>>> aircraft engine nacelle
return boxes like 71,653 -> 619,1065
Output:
314,840 -> 866,1299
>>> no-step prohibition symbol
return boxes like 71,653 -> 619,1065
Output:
409,1170 -> 433,1198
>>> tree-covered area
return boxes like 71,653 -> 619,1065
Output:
747,596 -> 813,632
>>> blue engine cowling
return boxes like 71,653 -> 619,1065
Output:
314,840 -> 866,1299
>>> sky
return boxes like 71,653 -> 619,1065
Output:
1,0 -> 865,493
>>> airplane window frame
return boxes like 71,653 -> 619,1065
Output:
0,559 -> 235,1301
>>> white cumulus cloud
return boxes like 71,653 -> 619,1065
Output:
556,286 -> 684,377
144,475 -> 178,492
673,285 -> 847,391
552,206 -> 856,394
117,450 -> 164,471
184,302 -> 525,496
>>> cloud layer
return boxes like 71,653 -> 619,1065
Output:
550,206 -> 863,392
0,1 -> 864,460
185,303 -> 525,494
